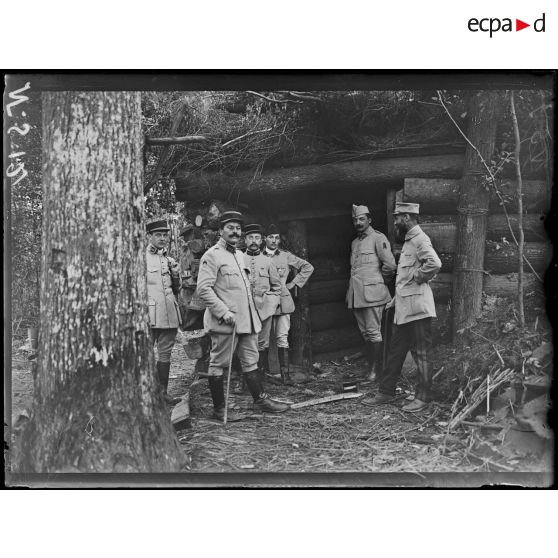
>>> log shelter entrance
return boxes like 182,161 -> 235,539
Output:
276,182 -> 392,359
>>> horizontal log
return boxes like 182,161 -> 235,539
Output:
420,214 -> 548,243
176,153 -> 465,202
438,242 -> 551,273
309,279 -> 348,305
430,272 -> 542,303
404,178 -> 550,214
310,301 -> 354,331
146,135 -> 208,145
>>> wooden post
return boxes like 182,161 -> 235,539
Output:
287,220 -> 312,367
385,188 -> 400,245
451,91 -> 501,336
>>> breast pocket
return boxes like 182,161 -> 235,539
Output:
359,250 -> 378,265
221,265 -> 240,289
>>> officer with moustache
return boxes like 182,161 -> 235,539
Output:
346,204 -> 396,382
146,219 -> 182,405
197,212 -> 289,421
369,202 -> 442,412
243,224 -> 282,379
262,224 -> 314,384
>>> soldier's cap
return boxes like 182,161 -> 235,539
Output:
265,223 -> 280,236
244,223 -> 263,235
352,204 -> 370,218
146,219 -> 170,233
219,210 -> 243,227
393,202 -> 420,215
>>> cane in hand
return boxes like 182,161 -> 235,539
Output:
224,323 -> 237,426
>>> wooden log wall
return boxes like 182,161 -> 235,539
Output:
401,177 -> 551,313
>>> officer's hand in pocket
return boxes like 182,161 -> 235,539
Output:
222,311 -> 235,326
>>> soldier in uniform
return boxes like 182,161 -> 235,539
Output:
242,224 -> 282,379
197,211 -> 289,421
146,219 -> 182,405
346,204 -> 396,382
369,202 -> 442,412
262,224 -> 314,383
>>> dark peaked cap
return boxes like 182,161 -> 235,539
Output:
146,219 -> 170,233
220,211 -> 243,226
244,223 -> 263,235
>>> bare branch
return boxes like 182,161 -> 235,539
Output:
220,127 -> 273,149
146,135 -> 209,146
246,91 -> 301,104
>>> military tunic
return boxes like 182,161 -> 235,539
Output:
146,244 -> 182,362
263,247 -> 314,348
197,238 -> 262,375
379,225 -> 442,402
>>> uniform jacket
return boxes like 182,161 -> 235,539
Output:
394,225 -> 442,325
264,248 -> 314,315
346,226 -> 396,309
197,238 -> 262,335
146,245 -> 182,329
243,251 -> 281,321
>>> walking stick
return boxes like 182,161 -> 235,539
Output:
223,323 -> 237,426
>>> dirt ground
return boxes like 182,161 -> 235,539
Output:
10,324 -> 552,475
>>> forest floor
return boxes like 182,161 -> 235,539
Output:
9,296 -> 553,479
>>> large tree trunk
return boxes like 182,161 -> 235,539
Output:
17,92 -> 184,473
451,91 -> 500,335
175,153 -> 464,202
287,220 -> 312,367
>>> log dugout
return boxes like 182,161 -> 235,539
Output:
431,273 -> 543,303
404,178 -> 550,215
420,214 -> 547,244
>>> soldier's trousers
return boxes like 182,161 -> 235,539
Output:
150,328 -> 177,363
208,331 -> 259,376
379,318 -> 433,402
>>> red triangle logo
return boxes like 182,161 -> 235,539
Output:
516,19 -> 530,31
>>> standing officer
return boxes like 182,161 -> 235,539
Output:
262,224 -> 314,383
346,204 -> 396,382
146,219 -> 182,405
243,224 -> 282,380
369,202 -> 442,412
197,212 -> 289,421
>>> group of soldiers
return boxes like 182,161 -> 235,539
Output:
145,199 -> 441,424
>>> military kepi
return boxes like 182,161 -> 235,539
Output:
393,202 -> 420,215
146,219 -> 170,233
219,210 -> 243,226
244,223 -> 263,235
352,204 -> 370,218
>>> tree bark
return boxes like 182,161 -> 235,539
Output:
403,178 -> 550,214
17,92 -> 184,473
287,220 -> 312,367
452,91 -> 500,335
175,153 -> 465,202
510,90 -> 525,328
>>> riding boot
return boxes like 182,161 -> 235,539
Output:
258,349 -> 269,382
363,342 -> 382,383
278,348 -> 293,385
243,370 -> 290,413
156,361 -> 180,405
208,375 -> 243,422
